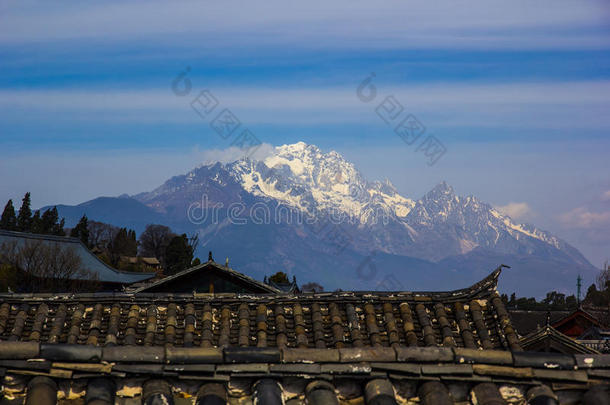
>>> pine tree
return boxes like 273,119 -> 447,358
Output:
16,193 -> 33,232
31,210 -> 42,234
0,200 -> 17,230
269,271 -> 290,284
107,228 -> 138,266
127,229 -> 138,255
54,218 -> 66,236
164,234 -> 194,275
41,207 -> 59,234
70,215 -> 90,246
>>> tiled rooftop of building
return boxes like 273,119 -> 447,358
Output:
0,265 -> 608,404
0,266 -> 517,350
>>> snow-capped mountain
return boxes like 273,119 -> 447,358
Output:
56,142 -> 596,295
401,182 -> 590,266
135,141 -> 590,267
232,142 -> 415,224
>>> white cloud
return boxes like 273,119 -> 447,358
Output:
602,190 -> 610,202
560,206 -> 610,229
193,143 -> 275,165
495,202 -> 535,220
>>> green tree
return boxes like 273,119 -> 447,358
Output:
0,200 -> 17,230
269,271 -> 290,284
16,192 -> 33,232
70,215 -> 90,246
126,229 -> 138,256
584,281 -> 610,307
107,228 -> 138,266
566,295 -> 577,310
40,207 -> 60,234
54,218 -> 66,236
139,224 -> 174,262
164,234 -> 194,275
127,229 -> 138,255
30,210 -> 42,234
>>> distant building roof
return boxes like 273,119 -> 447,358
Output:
129,259 -> 280,294
551,308 -> 604,338
141,257 -> 161,265
509,310 -> 571,336
520,325 -> 599,354
580,326 -> 610,340
0,230 -> 154,284
120,256 -> 161,266
265,277 -> 299,293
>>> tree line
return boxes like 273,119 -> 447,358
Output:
499,266 -> 610,311
69,219 -> 200,276
1,193 -> 65,236
584,264 -> 610,307
0,193 -> 201,280
500,291 -> 579,311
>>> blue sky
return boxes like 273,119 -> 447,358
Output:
1,0 -> 609,268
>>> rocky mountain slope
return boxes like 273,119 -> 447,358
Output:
54,142 -> 596,295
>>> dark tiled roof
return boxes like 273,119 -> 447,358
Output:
580,326 -> 610,340
552,308 -> 603,330
0,230 -> 155,284
520,325 -> 600,354
128,260 -> 280,294
266,279 -> 299,293
1,343 -> 609,403
508,310 -> 571,336
0,267 -> 518,350
0,266 -> 608,403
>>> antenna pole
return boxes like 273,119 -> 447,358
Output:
577,274 -> 582,306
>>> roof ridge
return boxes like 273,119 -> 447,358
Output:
131,260 -> 280,294
0,229 -> 81,243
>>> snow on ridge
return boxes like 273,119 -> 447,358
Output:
181,141 -> 565,254
230,142 -> 416,221
489,208 -> 561,248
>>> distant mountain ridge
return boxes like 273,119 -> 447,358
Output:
51,142 -> 596,295
43,197 -> 165,232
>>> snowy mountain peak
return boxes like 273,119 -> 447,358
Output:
426,181 -> 455,198
229,142 -> 414,221
265,142 -> 357,181
134,141 -> 592,269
